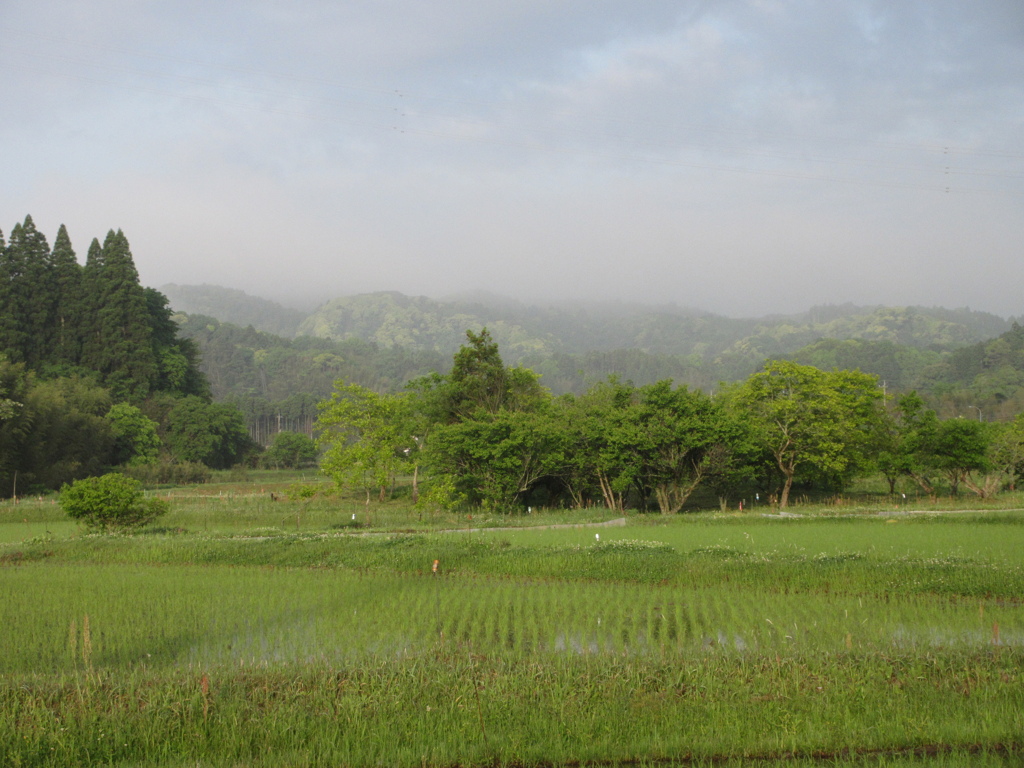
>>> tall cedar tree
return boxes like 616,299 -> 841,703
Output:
86,230 -> 158,400
50,224 -> 84,365
1,216 -> 56,366
78,238 -> 106,372
1,219 -> 206,400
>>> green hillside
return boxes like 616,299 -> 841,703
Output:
297,291 -> 1011,361
162,283 -> 307,338
172,287 -> 1024,425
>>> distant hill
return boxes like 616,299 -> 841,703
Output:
297,291 -> 1011,362
161,284 -> 307,338
166,282 -> 1016,384
297,291 -> 559,359
170,286 -> 1024,423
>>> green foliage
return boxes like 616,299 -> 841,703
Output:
428,405 -> 566,511
0,357 -> 34,494
418,330 -> 555,511
0,216 -> 208,403
553,378 -> 737,513
931,417 -> 993,496
298,292 -> 1008,366
414,472 -> 464,512
0,362 -> 115,496
989,414 -> 1024,490
733,361 -> 885,507
261,431 -> 317,469
79,230 -> 158,399
784,337 -> 942,392
174,314 -> 445,405
0,216 -> 54,367
59,472 -> 168,530
286,482 -> 321,500
106,402 -> 161,466
165,396 -> 254,469
316,382 -> 413,500
160,283 -> 307,337
119,457 -> 212,486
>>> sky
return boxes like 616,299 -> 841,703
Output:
2,1 -> 1022,318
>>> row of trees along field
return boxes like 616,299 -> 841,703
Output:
0,216 -> 254,496
318,329 -> 1024,511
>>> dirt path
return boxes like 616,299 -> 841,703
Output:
431,517 -> 628,534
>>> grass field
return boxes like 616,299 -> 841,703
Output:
1,482 -> 1022,766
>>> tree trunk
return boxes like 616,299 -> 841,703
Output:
597,472 -> 623,511
779,472 -> 794,509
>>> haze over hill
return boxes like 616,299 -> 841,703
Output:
162,282 -> 1024,429
5,3 -> 1023,317
164,282 -> 1014,357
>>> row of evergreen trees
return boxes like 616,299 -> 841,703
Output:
0,215 -> 207,401
1,216 -> 252,496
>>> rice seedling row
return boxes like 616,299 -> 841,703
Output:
3,512 -> 1024,766
3,562 -> 1021,676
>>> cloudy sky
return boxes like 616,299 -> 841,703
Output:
2,1 -> 1022,317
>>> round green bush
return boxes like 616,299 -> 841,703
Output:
60,473 -> 169,531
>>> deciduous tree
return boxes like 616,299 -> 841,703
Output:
316,382 -> 412,501
734,361 -> 884,507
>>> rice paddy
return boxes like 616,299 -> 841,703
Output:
1,489 -> 1023,766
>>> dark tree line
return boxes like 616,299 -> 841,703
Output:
0,216 -> 207,400
0,216 -> 253,496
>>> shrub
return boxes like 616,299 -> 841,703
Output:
60,473 -> 169,531
261,431 -> 318,469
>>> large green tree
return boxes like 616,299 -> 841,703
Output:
555,378 -> 732,513
420,330 -> 552,510
989,414 -> 1024,491
0,216 -> 54,366
164,396 -> 253,469
554,379 -> 636,510
316,382 -> 413,501
931,417 -> 994,497
734,361 -> 884,507
628,381 -> 729,514
427,403 -> 567,511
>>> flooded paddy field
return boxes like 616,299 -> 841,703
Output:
2,507 -> 1022,766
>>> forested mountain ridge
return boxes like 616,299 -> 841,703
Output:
167,283 -> 1013,363
173,291 -> 1024,427
161,283 -> 307,338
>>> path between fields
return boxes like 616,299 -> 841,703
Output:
760,508 -> 1023,519
345,517 -> 629,537
428,517 -> 628,535
231,517 -> 629,541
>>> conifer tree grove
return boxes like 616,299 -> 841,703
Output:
0,218 -> 209,401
